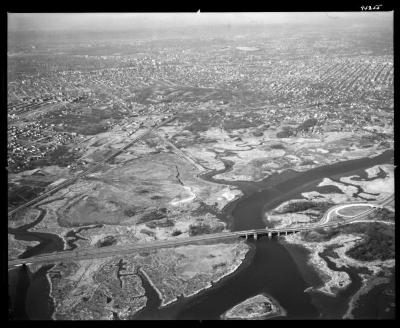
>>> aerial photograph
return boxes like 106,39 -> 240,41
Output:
7,12 -> 394,320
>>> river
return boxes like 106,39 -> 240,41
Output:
8,149 -> 394,320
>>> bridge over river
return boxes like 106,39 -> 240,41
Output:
8,194 -> 393,269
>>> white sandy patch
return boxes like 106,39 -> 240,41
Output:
215,187 -> 242,208
266,213 -> 313,229
170,186 -> 196,206
213,172 -> 253,181
365,166 -> 382,179
236,46 -> 259,51
47,177 -> 68,188
358,192 -> 377,200
340,164 -> 394,196
201,184 -> 243,209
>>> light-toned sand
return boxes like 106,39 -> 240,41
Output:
221,293 -> 286,320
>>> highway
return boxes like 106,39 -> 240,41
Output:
8,193 -> 394,269
8,116 -> 175,218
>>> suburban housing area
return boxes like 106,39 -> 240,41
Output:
8,12 -> 394,320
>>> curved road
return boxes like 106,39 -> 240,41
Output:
8,116 -> 175,217
8,193 -> 394,269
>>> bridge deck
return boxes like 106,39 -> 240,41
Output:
7,163 -> 393,269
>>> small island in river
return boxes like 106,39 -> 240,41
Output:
221,294 -> 286,320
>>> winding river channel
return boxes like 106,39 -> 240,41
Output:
8,149 -> 394,320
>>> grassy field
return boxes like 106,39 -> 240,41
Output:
336,205 -> 374,217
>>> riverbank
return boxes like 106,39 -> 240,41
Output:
138,241 -> 252,308
8,234 -> 40,259
343,276 -> 391,319
44,240 -> 252,320
139,240 -> 256,312
180,241 -> 256,304
9,149 -> 394,320
220,293 -> 286,320
282,229 -> 395,318
283,233 -> 358,297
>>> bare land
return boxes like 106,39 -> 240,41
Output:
221,293 -> 286,320
8,26 -> 394,320
47,241 -> 250,319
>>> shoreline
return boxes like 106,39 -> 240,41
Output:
149,241 -> 256,311
187,240 -> 255,302
206,148 -> 392,188
9,149 -> 394,320
220,293 -> 287,320
343,276 -> 390,319
139,267 -> 170,307
46,268 -> 57,320
282,233 -> 355,297
283,231 -> 395,318
11,148 -> 393,262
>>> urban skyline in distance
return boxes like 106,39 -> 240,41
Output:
8,12 -> 394,321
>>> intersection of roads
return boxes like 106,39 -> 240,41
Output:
8,193 -> 394,269
7,115 -> 394,269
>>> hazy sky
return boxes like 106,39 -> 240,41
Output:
8,12 -> 392,32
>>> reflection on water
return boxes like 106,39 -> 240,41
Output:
176,238 -> 319,319
8,150 -> 394,319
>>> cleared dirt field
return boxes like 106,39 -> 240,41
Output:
55,151 -> 233,227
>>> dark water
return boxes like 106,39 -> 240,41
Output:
131,149 -> 394,320
25,264 -> 55,320
309,247 -> 363,319
8,201 -> 65,320
282,243 -> 324,290
133,269 -> 163,320
8,149 -> 394,320
9,265 -> 31,320
130,238 -> 318,320
229,149 -> 394,230
65,224 -> 103,250
9,198 -> 66,259
9,263 -> 55,320
352,279 -> 396,319
176,238 -> 318,319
